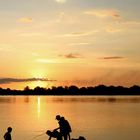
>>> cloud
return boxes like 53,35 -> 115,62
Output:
36,59 -> 56,64
63,30 -> 97,37
84,9 -> 121,19
120,20 -> 140,29
69,42 -> 91,46
55,0 -> 66,3
59,53 -> 82,59
99,56 -> 124,60
18,17 -> 33,23
106,27 -> 122,33
0,78 -> 56,84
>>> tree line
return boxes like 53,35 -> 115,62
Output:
0,85 -> 140,95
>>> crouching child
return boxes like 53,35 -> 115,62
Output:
46,130 -> 62,140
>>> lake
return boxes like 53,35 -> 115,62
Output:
0,96 -> 140,140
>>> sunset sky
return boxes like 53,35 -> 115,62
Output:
0,0 -> 140,89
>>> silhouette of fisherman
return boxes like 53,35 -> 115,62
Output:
4,127 -> 12,140
46,130 -> 62,140
55,115 -> 72,140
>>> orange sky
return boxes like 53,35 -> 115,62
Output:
0,0 -> 140,89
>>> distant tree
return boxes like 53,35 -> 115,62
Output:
56,86 -> 65,95
130,85 -> 140,94
34,86 -> 46,94
80,87 -> 87,94
24,86 -> 30,91
69,85 -> 79,95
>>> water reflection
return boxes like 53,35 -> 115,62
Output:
51,96 -> 140,103
1,96 -> 140,104
24,97 -> 29,103
0,96 -> 30,104
0,96 -> 140,140
0,97 -> 16,103
37,97 -> 41,119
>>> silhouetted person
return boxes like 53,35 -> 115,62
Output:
4,127 -> 12,140
55,115 -> 72,140
71,136 -> 86,140
61,117 -> 72,140
46,130 -> 62,140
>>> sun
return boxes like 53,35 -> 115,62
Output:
27,68 -> 55,89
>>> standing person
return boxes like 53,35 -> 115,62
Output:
55,115 -> 72,140
4,127 -> 12,140
61,117 -> 72,140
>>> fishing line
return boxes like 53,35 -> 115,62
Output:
31,129 -> 53,140
31,132 -> 46,140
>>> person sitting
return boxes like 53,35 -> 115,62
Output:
46,130 -> 62,140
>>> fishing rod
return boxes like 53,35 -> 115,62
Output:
30,129 -> 54,140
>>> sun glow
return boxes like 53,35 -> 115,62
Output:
27,81 -> 47,89
27,68 -> 49,88
30,68 -> 48,78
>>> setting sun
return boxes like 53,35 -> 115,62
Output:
28,81 -> 48,89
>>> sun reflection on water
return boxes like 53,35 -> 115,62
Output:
37,97 -> 41,119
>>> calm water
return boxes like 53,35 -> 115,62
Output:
0,96 -> 140,140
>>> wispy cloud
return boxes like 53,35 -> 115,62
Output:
106,27 -> 122,33
36,59 -> 56,64
18,17 -> 33,23
99,56 -> 124,60
121,21 -> 140,25
0,78 -> 55,84
59,53 -> 82,59
63,30 -> 97,37
69,42 -> 91,46
84,9 -> 121,19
